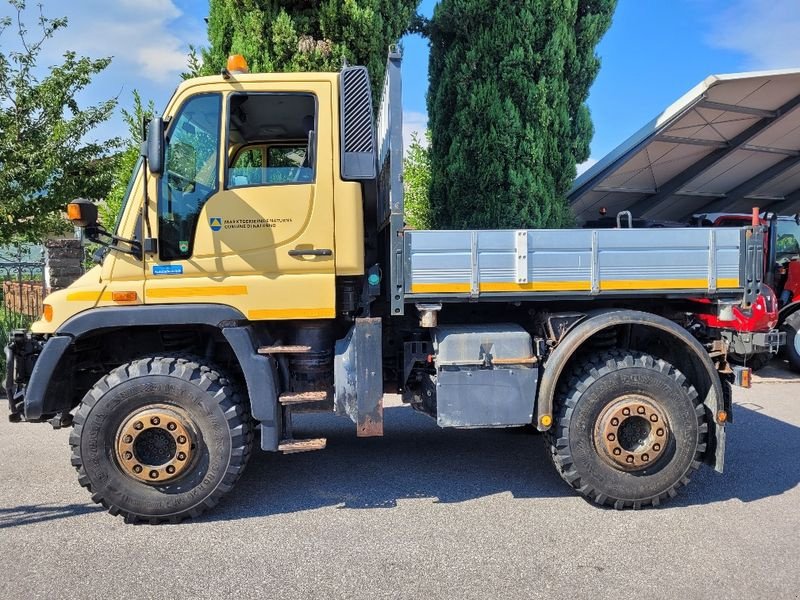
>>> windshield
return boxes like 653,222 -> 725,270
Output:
775,219 -> 800,261
114,157 -> 143,235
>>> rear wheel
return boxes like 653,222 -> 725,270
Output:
781,311 -> 800,373
70,355 -> 253,523
547,351 -> 707,509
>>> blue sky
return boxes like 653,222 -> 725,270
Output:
3,0 -> 799,171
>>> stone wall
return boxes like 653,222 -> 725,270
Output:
44,238 -> 84,293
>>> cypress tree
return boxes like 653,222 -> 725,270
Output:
427,0 -> 616,229
194,0 -> 419,105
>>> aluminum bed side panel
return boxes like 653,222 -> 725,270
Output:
405,228 -> 743,298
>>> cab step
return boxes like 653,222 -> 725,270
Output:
279,391 -> 328,405
278,438 -> 327,454
258,345 -> 312,355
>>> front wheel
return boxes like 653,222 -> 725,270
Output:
547,351 -> 707,509
69,356 -> 253,523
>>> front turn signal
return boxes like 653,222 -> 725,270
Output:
42,304 -> 53,322
111,291 -> 138,303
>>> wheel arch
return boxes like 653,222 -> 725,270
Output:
25,305 -> 279,450
537,309 -> 728,473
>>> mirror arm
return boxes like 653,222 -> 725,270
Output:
85,225 -> 143,259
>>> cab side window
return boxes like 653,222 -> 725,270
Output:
158,93 -> 222,260
227,93 -> 316,188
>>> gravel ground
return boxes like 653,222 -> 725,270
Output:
1,379 -> 798,600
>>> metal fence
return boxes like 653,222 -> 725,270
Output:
1,247 -> 45,351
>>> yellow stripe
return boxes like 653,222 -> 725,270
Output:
718,278 -> 741,288
146,285 -> 248,299
413,278 -> 741,295
67,291 -> 113,302
248,308 -> 335,320
411,282 -> 471,294
601,278 -> 741,291
480,281 -> 592,293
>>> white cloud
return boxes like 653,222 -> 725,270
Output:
576,158 -> 598,176
708,0 -> 800,70
39,1 -> 205,84
403,111 -> 428,152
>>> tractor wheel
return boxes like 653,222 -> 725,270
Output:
782,312 -> 800,373
70,355 -> 253,524
546,351 -> 707,509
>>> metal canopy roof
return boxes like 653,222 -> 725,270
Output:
569,68 -> 800,224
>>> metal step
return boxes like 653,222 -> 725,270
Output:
258,345 -> 312,355
279,391 -> 328,405
278,438 -> 327,454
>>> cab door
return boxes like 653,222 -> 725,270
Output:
144,83 -> 337,320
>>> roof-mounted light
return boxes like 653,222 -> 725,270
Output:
227,54 -> 249,74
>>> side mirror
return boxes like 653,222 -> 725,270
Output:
67,198 -> 98,228
145,117 -> 165,175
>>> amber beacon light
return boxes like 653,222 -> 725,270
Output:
227,54 -> 249,74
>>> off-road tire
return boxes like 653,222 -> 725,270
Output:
69,355 -> 253,524
781,311 -> 800,373
546,351 -> 707,509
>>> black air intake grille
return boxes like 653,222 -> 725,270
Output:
342,67 -> 374,154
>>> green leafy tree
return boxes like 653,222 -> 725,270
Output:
190,0 -> 420,105
427,0 -> 616,229
0,0 -> 118,244
99,91 -> 155,229
403,131 -> 431,229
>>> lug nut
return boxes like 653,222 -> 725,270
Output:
177,435 -> 187,444
123,451 -> 133,460
642,454 -> 650,462
150,416 -> 160,426
637,406 -> 646,414
166,465 -> 176,474
123,434 -> 133,443
149,470 -> 159,479
626,456 -> 634,464
650,414 -> 658,422
133,465 -> 143,473
653,443 -> 661,452
177,452 -> 187,461
611,418 -> 619,426
133,421 -> 143,430
622,408 -> 631,416
607,433 -> 616,442
167,422 -> 177,431
613,448 -> 622,456
657,428 -> 665,437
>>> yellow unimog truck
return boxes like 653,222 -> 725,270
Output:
4,51 -> 782,523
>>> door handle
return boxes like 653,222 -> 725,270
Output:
288,248 -> 333,257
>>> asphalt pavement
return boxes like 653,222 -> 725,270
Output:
1,373 -> 799,599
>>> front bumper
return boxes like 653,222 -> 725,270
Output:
5,332 -> 69,422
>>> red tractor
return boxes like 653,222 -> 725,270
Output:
693,212 -> 800,371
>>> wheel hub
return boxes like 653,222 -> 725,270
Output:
595,395 -> 670,471
115,406 -> 194,483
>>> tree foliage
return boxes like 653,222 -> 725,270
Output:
99,91 -> 155,229
0,0 -> 118,244
427,0 -> 616,229
403,131 -> 431,229
190,0 -> 420,105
